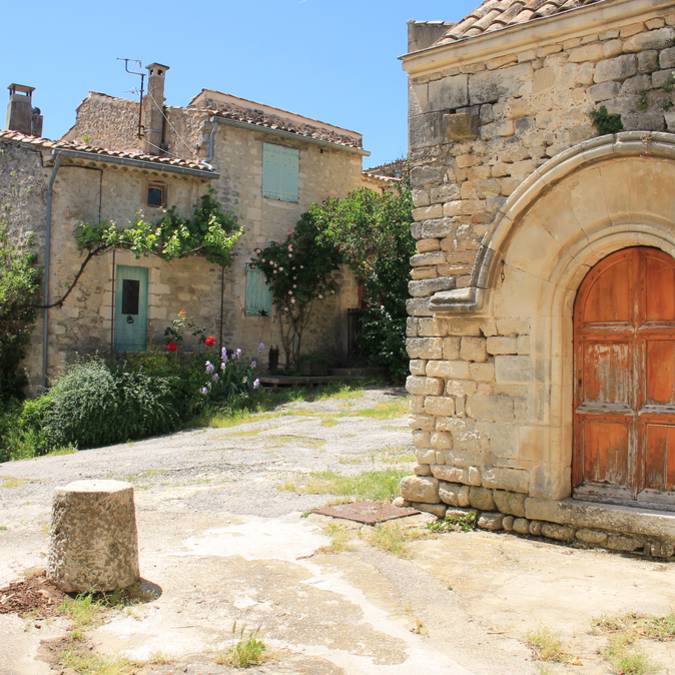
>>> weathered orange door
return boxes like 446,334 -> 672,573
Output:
573,247 -> 675,510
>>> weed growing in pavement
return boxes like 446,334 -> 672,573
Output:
526,627 -> 576,664
601,633 -> 658,675
427,511 -> 477,533
319,523 -> 353,553
215,623 -> 267,668
364,522 -> 430,558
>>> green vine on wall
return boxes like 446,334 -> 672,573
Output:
42,189 -> 242,309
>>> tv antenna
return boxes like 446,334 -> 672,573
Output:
117,58 -> 145,138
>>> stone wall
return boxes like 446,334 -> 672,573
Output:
62,94 -> 143,153
42,163 -> 212,381
407,13 -> 674,287
401,3 -> 675,556
209,122 -> 363,358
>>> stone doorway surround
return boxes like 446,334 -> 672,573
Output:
406,133 -> 675,556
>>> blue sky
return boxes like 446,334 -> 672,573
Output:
1,1 -> 477,167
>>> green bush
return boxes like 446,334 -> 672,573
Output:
43,359 -> 183,450
0,222 -> 41,400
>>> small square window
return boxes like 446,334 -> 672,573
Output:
147,183 -> 166,208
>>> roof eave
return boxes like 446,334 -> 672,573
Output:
212,115 -> 370,156
401,0 -> 672,75
52,148 -> 218,179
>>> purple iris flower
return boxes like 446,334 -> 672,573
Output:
205,361 -> 215,375
253,378 -> 261,389
250,359 -> 257,369
199,386 -> 209,396
257,341 -> 265,353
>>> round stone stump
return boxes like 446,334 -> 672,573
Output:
47,480 -> 139,593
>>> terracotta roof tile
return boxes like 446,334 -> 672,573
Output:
0,129 -> 214,174
191,93 -> 363,150
434,0 -> 605,44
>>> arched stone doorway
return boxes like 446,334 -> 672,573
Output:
573,247 -> 675,510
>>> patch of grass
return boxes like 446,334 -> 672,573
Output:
0,524 -> 7,531
365,523 -> 413,557
59,649 -> 136,675
58,583 -> 158,630
216,624 -> 267,668
58,594 -> 106,630
526,628 -> 574,663
342,400 -> 407,420
223,428 -> 265,438
46,445 -> 77,456
147,652 -> 173,665
278,469 -> 408,501
428,511 -> 477,533
313,385 -> 365,402
0,475 -> 28,489
602,633 -> 659,675
321,418 -> 338,427
205,409 -> 282,429
124,468 -> 165,483
338,446 -> 415,466
593,611 -> 675,641
319,523 -> 353,553
267,434 -> 326,449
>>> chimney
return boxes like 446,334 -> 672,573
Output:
407,21 -> 455,53
6,83 -> 37,135
144,63 -> 169,155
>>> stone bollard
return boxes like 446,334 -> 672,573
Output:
48,480 -> 139,593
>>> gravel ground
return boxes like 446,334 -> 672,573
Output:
1,386 -> 673,675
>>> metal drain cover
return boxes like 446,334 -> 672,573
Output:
313,501 -> 419,525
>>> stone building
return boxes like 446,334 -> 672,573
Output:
400,0 -> 675,556
2,65 -> 381,389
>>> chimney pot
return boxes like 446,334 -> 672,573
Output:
6,83 -> 36,135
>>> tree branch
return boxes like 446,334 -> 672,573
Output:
31,245 -> 108,309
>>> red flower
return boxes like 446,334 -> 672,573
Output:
204,335 -> 216,347
166,341 -> 178,352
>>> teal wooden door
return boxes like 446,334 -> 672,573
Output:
114,265 -> 148,352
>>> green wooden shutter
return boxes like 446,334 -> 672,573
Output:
262,143 -> 299,202
245,265 -> 273,316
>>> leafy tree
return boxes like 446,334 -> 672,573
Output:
251,213 -> 341,370
0,221 -> 41,399
312,186 -> 415,381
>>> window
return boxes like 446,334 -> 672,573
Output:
262,143 -> 299,202
245,264 -> 273,316
147,183 -> 166,208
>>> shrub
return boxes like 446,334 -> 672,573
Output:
312,185 -> 414,382
43,358 -> 183,450
0,222 -> 41,400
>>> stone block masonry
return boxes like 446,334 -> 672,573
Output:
402,2 -> 675,556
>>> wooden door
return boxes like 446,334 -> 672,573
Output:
114,265 -> 148,352
573,247 -> 675,510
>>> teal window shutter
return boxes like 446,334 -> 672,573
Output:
262,143 -> 299,202
245,264 -> 273,316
